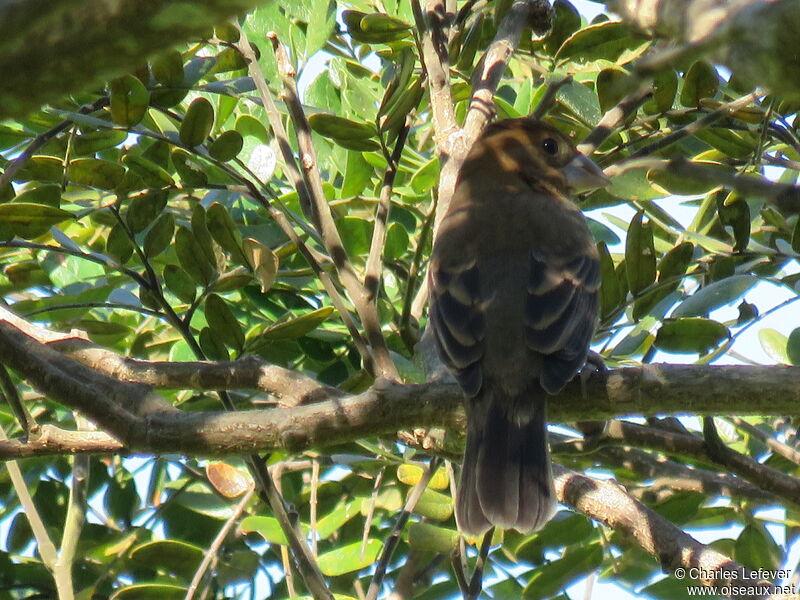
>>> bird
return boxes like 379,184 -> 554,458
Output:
427,118 -> 609,536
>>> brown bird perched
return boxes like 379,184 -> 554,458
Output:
428,119 -> 609,535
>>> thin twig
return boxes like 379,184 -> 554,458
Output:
361,467 -> 385,560
268,31 -> 398,377
51,417 -> 91,600
310,458 -> 320,557
185,487 -> 254,600
464,0 -> 552,137
366,117 -> 411,301
629,91 -> 763,158
467,527 -> 495,599
366,457 -> 443,600
601,420 -> 800,509
248,456 -> 333,600
0,425 -> 61,591
451,543 -> 470,598
0,364 -> 35,435
728,416 -> 800,467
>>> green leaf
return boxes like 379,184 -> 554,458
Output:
14,184 -> 61,207
126,190 -> 168,234
317,540 -> 382,576
235,114 -> 270,143
14,156 -> 64,182
758,328 -> 789,364
597,241 -> 622,319
411,488 -> 452,520
109,74 -> 149,127
308,113 -> 376,140
410,157 -> 440,194
305,0 -> 337,58
408,523 -> 459,554
625,211 -> 656,296
172,148 -> 209,187
73,129 -> 128,155
596,68 -> 636,113
130,540 -> 203,580
680,61 -> 719,107
78,319 -> 132,345
122,154 -> 174,187
241,516 -> 306,545
787,328 -> 800,365
716,192 -> 750,252
110,583 -> 186,600
543,0 -> 581,55
206,202 -> 248,265
205,294 -> 245,351
342,150 -> 373,198
199,326 -> 229,361
556,21 -> 643,63
658,241 -> 694,282
175,225 -> 216,286
316,498 -> 364,540
259,306 -> 335,340
107,223 -> 135,264
647,160 -> 731,195
243,238 -> 279,293
522,543 -> 603,599
151,50 -> 185,86
343,10 -> 411,43
209,130 -> 244,162
180,97 -> 215,147
339,215 -> 373,257
68,158 -> 125,190
672,274 -> 759,317
653,69 -> 678,113
654,318 -> 729,354
143,212 -> 175,257
384,222 -> 409,261
735,523 -> 782,571
555,79 -> 601,126
0,203 -> 75,239
164,264 -> 197,304
695,128 -> 756,159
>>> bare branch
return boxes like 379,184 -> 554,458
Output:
185,487 -> 254,600
554,464 -> 773,598
366,457 -> 442,600
266,32 -> 397,378
601,420 -> 800,509
463,0 -> 551,139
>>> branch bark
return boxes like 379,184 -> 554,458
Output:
3,313 -> 800,460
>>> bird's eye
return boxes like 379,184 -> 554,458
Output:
542,138 -> 558,155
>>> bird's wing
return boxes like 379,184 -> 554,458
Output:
525,250 -> 600,394
428,260 -> 485,397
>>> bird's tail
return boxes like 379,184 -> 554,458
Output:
456,383 -> 555,536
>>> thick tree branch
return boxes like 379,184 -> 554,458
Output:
554,465 -> 775,600
3,313 -> 800,460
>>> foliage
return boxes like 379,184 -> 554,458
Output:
1,1 -> 800,599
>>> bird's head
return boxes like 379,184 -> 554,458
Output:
460,118 -> 610,194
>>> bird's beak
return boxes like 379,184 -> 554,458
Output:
563,154 -> 611,192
